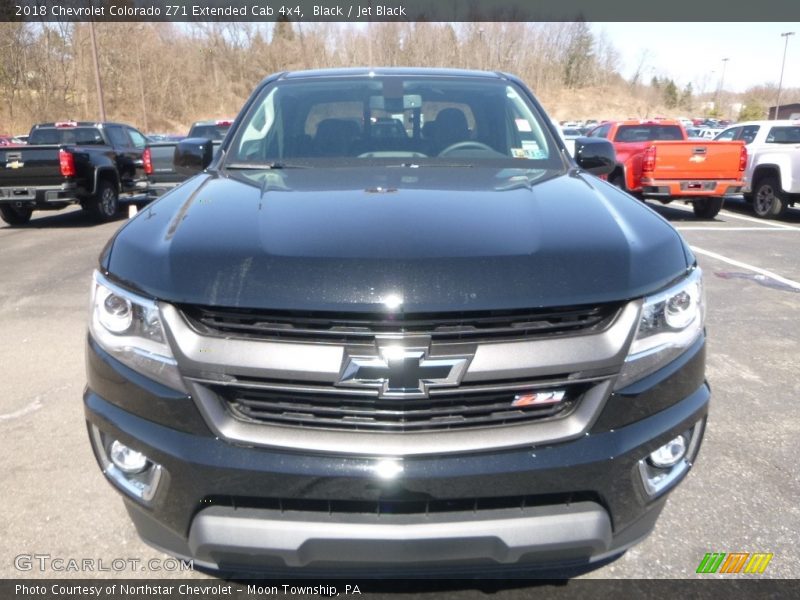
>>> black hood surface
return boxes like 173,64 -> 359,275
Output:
105,167 -> 690,312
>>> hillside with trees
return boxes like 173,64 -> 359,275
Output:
1,21 -> 797,134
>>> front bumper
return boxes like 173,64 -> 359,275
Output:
84,337 -> 709,575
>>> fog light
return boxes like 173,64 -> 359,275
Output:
648,435 -> 687,468
89,425 -> 164,503
638,419 -> 705,498
109,440 -> 148,474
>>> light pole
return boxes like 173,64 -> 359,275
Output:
775,32 -> 795,120
715,58 -> 729,118
88,20 -> 106,121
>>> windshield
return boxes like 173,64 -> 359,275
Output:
225,75 -> 562,168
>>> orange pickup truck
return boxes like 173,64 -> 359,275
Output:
586,120 -> 747,218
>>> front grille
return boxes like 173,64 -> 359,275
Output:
213,383 -> 588,432
180,303 -> 622,344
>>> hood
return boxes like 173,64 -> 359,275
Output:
105,167 -> 689,312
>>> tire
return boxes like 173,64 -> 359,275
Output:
752,176 -> 787,219
0,204 -> 33,226
87,179 -> 119,222
692,197 -> 723,219
608,172 -> 625,191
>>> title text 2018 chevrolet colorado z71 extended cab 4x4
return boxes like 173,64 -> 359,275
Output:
85,68 -> 709,576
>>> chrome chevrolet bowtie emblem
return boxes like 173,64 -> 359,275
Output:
337,344 -> 470,398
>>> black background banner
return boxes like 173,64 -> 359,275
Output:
2,579 -> 799,599
4,0 -> 800,22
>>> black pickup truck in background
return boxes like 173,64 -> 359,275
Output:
142,119 -> 231,198
0,121 -> 149,225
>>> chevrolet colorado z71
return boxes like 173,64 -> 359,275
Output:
588,119 -> 746,219
84,68 -> 709,575
0,121 -> 148,225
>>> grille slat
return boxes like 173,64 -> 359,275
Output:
180,303 -> 621,343
215,385 -> 584,432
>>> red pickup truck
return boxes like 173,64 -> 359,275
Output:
586,120 -> 746,218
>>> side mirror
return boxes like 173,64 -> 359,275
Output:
574,137 -> 615,176
174,137 -> 214,176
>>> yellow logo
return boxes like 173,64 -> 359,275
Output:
6,160 -> 24,169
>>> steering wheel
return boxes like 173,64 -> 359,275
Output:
438,141 -> 497,156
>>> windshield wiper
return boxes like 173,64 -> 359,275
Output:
389,162 -> 475,168
224,162 -> 307,170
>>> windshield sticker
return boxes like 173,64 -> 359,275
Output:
511,148 -> 527,158
515,119 -> 532,132
521,140 -> 546,159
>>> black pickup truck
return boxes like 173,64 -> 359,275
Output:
86,68 -> 708,575
0,121 -> 148,225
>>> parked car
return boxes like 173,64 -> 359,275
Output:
146,133 -> 184,143
697,128 -> 724,140
586,119 -> 746,218
685,127 -> 707,140
186,119 -> 233,141
0,121 -> 148,225
85,67 -> 708,575
0,135 -> 21,146
715,120 -> 800,217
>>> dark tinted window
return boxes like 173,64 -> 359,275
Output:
740,125 -> 760,144
588,124 -> 610,138
188,124 -> 231,140
766,126 -> 800,143
28,127 -> 105,145
615,125 -> 684,142
106,126 -> 130,147
127,128 -> 147,149
714,127 -> 740,141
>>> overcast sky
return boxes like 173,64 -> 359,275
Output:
594,22 -> 800,94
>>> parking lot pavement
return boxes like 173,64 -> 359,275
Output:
1,199 -> 798,586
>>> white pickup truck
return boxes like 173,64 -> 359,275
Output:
715,120 -> 800,218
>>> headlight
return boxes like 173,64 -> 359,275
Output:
89,271 -> 186,392
615,268 -> 705,389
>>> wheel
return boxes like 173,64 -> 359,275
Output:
438,141 -> 498,156
692,197 -> 723,219
0,205 -> 33,226
87,179 -> 119,222
752,176 -> 787,218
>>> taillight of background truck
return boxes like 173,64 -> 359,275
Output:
143,148 -> 153,175
739,145 -> 747,171
59,148 -> 75,177
642,146 -> 656,172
